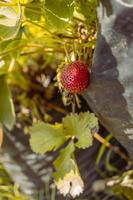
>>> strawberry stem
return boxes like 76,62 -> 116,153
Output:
75,94 -> 81,109
64,44 -> 71,62
72,102 -> 76,113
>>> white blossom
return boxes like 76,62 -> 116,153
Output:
56,170 -> 84,198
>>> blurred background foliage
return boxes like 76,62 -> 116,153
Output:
0,163 -> 27,200
0,0 -> 97,129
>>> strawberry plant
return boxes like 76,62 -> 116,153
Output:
29,112 -> 99,197
0,0 -> 98,197
0,0 -> 131,199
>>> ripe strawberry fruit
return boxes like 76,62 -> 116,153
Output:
59,61 -> 90,94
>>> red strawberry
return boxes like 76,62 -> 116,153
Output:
59,61 -> 90,94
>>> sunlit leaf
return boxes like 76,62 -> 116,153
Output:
0,7 -> 18,27
0,4 -> 21,40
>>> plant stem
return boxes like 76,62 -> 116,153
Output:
94,132 -> 132,165
43,100 -> 69,115
24,20 -> 72,46
74,94 -> 81,108
64,44 -> 71,62
0,45 -> 25,58
72,102 -> 76,114
0,44 -> 44,58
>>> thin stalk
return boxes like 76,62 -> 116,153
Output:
64,44 -> 71,62
43,100 -> 69,115
94,132 -> 132,165
24,20 -> 71,45
0,44 -> 44,58
0,45 -> 25,58
51,186 -> 56,200
74,94 -> 81,108
72,102 -> 76,114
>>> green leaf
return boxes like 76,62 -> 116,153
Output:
0,75 -> 15,130
0,5 -> 21,40
78,0 -> 97,29
63,112 -> 98,149
0,28 -> 26,59
24,0 -> 42,21
44,0 -> 75,30
0,27 -> 24,51
29,122 -> 66,154
54,141 -> 76,180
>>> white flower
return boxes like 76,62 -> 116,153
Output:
56,170 -> 84,198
